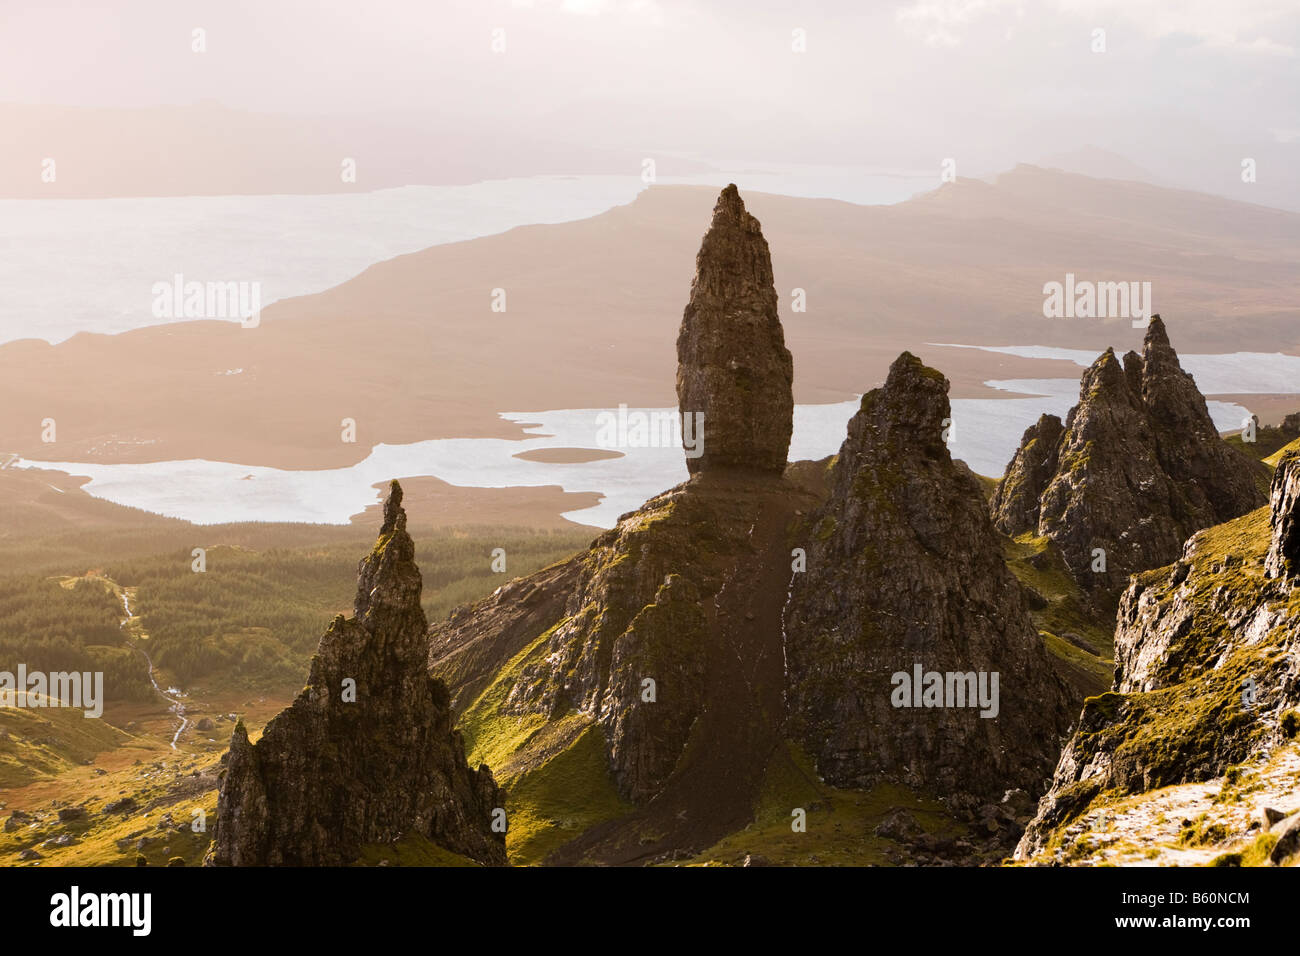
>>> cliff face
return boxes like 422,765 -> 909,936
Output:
1266,451 -> 1300,581
676,184 -> 793,474
992,317 -> 1266,605
210,482 -> 506,866
1017,453 -> 1300,860
783,353 -> 1074,806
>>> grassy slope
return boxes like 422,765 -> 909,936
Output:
682,742 -> 965,866
1265,437 -> 1300,468
0,695 -> 137,789
1002,533 -> 1113,697
1025,502 -> 1297,862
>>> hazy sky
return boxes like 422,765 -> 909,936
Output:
3,0 -> 1298,176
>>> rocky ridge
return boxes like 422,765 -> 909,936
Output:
430,185 -> 1078,864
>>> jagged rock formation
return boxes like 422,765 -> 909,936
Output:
783,353 -> 1074,806
428,186 -> 1082,864
1266,451 -> 1300,581
992,317 -> 1266,604
210,482 -> 506,866
1283,412 -> 1300,440
676,183 -> 793,474
989,413 -> 1063,535
1017,453 -> 1300,860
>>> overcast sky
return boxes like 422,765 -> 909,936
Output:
3,0 -> 1297,182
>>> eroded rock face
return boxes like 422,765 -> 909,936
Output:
1017,459 -> 1300,861
990,413 -> 1063,536
210,482 -> 505,866
784,352 -> 1074,806
1266,452 -> 1300,581
676,184 -> 793,474
993,317 -> 1265,604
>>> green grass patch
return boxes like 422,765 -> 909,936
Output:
503,723 -> 633,865
354,832 -> 481,867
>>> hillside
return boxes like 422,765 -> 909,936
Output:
1017,452 -> 1300,865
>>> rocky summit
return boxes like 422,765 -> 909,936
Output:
784,353 -> 1074,807
676,183 -> 793,474
210,482 -> 506,866
992,317 -> 1266,604
1017,452 -> 1300,862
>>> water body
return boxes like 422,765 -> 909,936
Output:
12,378 -> 1255,529
0,166 -> 936,347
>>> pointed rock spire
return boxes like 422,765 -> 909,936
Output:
675,184 -> 793,474
990,412 -> 1064,536
210,481 -> 506,866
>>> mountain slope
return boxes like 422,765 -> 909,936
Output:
1017,452 -> 1300,862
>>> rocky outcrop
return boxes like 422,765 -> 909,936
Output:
1282,412 -> 1300,440
783,352 -> 1074,806
676,183 -> 793,474
992,317 -> 1266,604
1266,451 -> 1300,581
210,482 -> 505,866
1017,454 -> 1300,860
990,413 -> 1063,535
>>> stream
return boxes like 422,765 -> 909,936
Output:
117,586 -> 188,750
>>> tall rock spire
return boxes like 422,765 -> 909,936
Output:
675,184 -> 793,474
210,481 -> 506,866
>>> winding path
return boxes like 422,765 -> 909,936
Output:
111,581 -> 189,749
